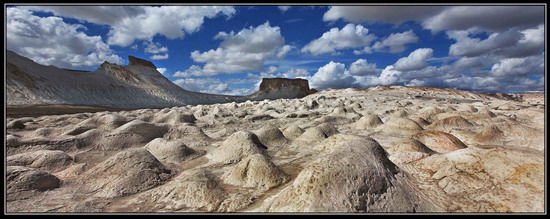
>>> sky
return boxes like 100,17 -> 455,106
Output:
5,5 -> 545,95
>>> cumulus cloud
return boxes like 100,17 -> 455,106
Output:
156,68 -> 167,75
446,24 -> 544,63
494,24 -> 545,58
447,29 -> 522,57
452,56 -> 487,70
349,59 -> 377,76
323,6 -> 445,24
173,77 -> 255,95
26,6 -> 237,47
247,68 -> 311,82
277,45 -> 294,58
368,65 -> 401,86
322,6 -> 543,34
150,54 -> 169,60
309,61 -> 354,89
393,48 -> 433,71
6,7 -> 123,68
173,65 -> 200,78
144,41 -> 168,54
280,68 -> 311,78
20,6 -> 146,26
423,6 -> 544,33
490,55 -> 544,77
173,77 -> 229,94
372,30 -> 418,53
144,40 -> 169,60
178,22 -> 292,76
301,24 -> 376,55
278,6 -> 291,12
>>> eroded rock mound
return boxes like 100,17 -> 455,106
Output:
282,125 -> 305,140
83,148 -> 172,198
113,169 -> 227,212
7,150 -> 72,172
97,120 -> 168,150
473,126 -> 504,143
163,124 -> 211,148
152,110 -> 196,125
7,166 -> 61,193
144,138 -> 204,163
355,114 -> 383,129
258,135 -> 419,212
412,130 -> 467,153
378,117 -> 423,135
207,131 -> 268,165
223,154 -> 289,190
254,124 -> 290,149
428,116 -> 474,132
388,138 -> 436,164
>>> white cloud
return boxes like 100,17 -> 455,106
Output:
144,41 -> 168,54
280,68 -> 310,79
173,65 -> 201,78
495,24 -> 545,58
423,6 -> 544,33
246,68 -> 310,82
323,6 -> 446,24
406,79 -> 429,87
446,24 -> 544,60
26,6 -> 237,47
322,6 -> 543,34
278,6 -> 291,12
301,24 -> 376,55
393,48 -> 433,71
370,65 -> 401,86
372,30 -> 418,53
156,68 -> 167,75
179,22 -> 292,76
277,45 -> 293,58
20,6 -> 145,26
309,61 -> 354,89
144,40 -> 169,60
447,29 -> 522,57
173,77 -> 255,95
452,56 -> 487,69
490,55 -> 544,77
173,77 -> 230,94
6,7 -> 123,68
520,24 -> 544,46
349,59 -> 377,76
107,6 -> 236,46
150,54 -> 169,60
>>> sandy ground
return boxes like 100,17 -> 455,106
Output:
5,86 -> 545,213
6,104 -> 137,118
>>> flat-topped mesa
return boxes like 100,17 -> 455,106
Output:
259,78 -> 315,94
128,56 -> 156,69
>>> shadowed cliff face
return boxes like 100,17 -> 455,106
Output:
128,56 -> 157,69
259,78 -> 310,93
249,78 -> 317,101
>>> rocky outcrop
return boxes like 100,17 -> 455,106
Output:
258,78 -> 311,93
128,56 -> 157,69
248,78 -> 317,101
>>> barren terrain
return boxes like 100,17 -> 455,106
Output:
5,86 -> 545,213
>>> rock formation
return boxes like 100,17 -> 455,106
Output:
248,78 -> 317,101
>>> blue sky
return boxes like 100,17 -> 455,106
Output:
6,5 -> 545,94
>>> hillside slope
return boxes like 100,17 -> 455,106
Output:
6,50 -> 237,108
